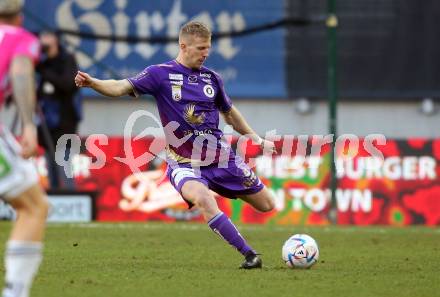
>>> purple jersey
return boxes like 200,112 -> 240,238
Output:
128,60 -> 233,165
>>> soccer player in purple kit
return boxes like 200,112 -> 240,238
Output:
75,21 -> 276,269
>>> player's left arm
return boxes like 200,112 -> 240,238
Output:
221,105 -> 276,153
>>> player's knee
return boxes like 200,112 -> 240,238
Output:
13,192 -> 49,220
260,197 -> 275,212
36,195 -> 50,219
27,189 -> 49,219
192,190 -> 214,208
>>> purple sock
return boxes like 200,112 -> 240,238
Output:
208,212 -> 255,256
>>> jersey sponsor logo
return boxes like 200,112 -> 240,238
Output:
183,129 -> 213,136
169,73 -> 183,80
171,85 -> 182,101
203,84 -> 215,98
200,73 -> 211,78
188,75 -> 198,84
201,78 -> 212,84
170,80 -> 183,86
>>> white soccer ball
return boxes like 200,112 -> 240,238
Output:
282,234 -> 319,269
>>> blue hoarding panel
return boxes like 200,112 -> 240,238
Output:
24,0 -> 286,98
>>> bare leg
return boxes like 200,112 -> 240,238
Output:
181,180 -> 220,221
8,184 -> 49,242
2,184 -> 49,297
240,186 -> 275,212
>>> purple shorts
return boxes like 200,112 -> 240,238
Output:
167,156 -> 264,207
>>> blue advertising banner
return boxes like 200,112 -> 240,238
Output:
24,0 -> 286,98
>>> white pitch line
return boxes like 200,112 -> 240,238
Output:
47,222 -> 440,234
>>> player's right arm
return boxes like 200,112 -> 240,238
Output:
9,55 -> 38,158
74,70 -> 133,97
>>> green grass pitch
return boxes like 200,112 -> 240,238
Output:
0,222 -> 439,297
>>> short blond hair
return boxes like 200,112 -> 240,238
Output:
0,0 -> 23,17
179,21 -> 211,40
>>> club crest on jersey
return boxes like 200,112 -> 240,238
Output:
172,85 -> 182,101
184,103 -> 205,125
203,84 -> 215,98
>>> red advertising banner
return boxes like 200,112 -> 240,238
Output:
36,137 -> 440,225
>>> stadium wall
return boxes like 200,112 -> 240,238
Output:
78,99 -> 440,138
